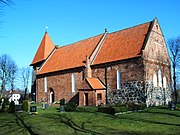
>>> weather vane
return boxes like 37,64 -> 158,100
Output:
45,26 -> 48,32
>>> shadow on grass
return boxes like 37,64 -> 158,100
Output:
143,110 -> 180,118
52,107 -> 180,134
117,111 -> 180,127
44,112 -> 106,135
44,112 -> 168,135
58,114 -> 104,135
14,113 -> 38,135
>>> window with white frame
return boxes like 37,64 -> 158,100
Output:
153,73 -> 157,87
158,69 -> 162,87
163,76 -> 167,88
117,70 -> 121,89
72,73 -> 76,93
44,77 -> 48,92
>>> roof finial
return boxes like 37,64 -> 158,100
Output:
105,28 -> 108,33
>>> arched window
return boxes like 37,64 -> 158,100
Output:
117,70 -> 121,89
44,77 -> 48,92
153,73 -> 157,87
72,73 -> 76,93
163,76 -> 167,88
158,69 -> 162,87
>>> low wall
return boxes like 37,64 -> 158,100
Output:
107,81 -> 172,106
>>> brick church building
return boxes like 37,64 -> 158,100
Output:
30,18 -> 172,106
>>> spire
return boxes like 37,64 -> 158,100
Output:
31,32 -> 55,65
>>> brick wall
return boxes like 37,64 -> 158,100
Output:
143,19 -> 171,83
36,68 -> 83,103
142,19 -> 172,106
79,90 -> 106,106
92,57 -> 144,90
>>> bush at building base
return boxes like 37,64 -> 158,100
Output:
22,100 -> 28,112
8,101 -> 15,113
64,102 -> 77,112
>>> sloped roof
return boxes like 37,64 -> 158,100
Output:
36,21 -> 151,75
86,78 -> 106,89
93,22 -> 151,65
37,34 -> 104,75
31,32 -> 55,65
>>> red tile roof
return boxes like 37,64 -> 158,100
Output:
86,78 -> 105,89
36,21 -> 151,75
31,32 -> 55,65
93,22 -> 151,65
37,34 -> 103,75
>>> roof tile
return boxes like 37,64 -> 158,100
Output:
31,32 -> 55,65
86,78 -> 105,89
36,22 -> 151,75
37,34 -> 103,74
93,22 -> 151,65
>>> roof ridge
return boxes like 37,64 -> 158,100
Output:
90,31 -> 108,64
57,33 -> 104,48
108,21 -> 152,35
55,21 -> 151,49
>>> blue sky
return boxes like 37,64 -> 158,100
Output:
0,0 -> 180,68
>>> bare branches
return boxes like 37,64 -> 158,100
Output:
0,0 -> 14,7
167,36 -> 180,65
167,35 -> 180,103
20,67 -> 31,90
0,54 -> 18,97
9,59 -> 18,91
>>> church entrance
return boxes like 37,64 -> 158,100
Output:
49,88 -> 54,104
84,93 -> 89,106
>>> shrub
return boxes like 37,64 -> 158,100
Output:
76,106 -> 98,112
8,101 -> 15,113
4,97 -> 10,105
0,102 -> 5,112
0,97 -> 9,105
1,102 -> 5,110
112,103 -> 128,113
60,98 -> 65,105
114,106 -> 128,113
22,100 -> 28,112
139,103 -> 146,110
127,102 -> 138,111
98,107 -> 115,115
65,102 -> 77,112
113,103 -> 126,107
127,102 -> 146,111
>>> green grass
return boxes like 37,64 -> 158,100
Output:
0,105 -> 180,135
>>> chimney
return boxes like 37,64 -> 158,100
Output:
85,55 -> 92,78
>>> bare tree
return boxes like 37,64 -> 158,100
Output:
0,0 -> 13,7
167,36 -> 180,103
20,66 -> 31,99
8,59 -> 18,91
0,54 -> 17,97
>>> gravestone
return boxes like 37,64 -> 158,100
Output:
30,106 -> 37,112
0,99 -> 4,109
15,105 -> 22,112
42,102 -> 46,110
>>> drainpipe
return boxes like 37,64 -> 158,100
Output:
105,64 -> 108,104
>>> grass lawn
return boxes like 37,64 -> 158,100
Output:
0,105 -> 180,135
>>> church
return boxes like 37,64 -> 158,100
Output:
30,18 -> 172,106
